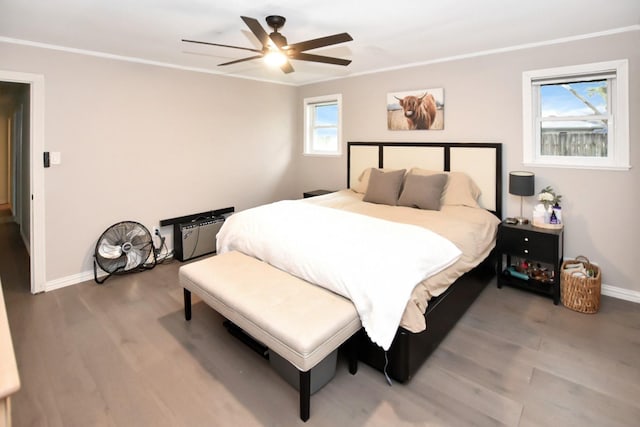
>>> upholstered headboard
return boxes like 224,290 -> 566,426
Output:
347,142 -> 502,218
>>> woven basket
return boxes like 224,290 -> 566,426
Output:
560,256 -> 601,313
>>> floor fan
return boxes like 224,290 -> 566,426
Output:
93,221 -> 156,284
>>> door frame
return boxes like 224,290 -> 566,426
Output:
0,70 -> 45,293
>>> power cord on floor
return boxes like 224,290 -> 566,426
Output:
154,229 -> 173,264
383,351 -> 393,386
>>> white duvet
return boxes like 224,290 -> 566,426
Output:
216,200 -> 462,351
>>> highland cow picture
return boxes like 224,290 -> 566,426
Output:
387,88 -> 444,130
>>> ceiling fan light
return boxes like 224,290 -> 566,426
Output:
264,50 -> 287,67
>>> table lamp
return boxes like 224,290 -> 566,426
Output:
509,171 -> 535,224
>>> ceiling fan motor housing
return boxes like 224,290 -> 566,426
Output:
269,32 -> 288,48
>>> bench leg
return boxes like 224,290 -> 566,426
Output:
299,370 -> 310,422
184,288 -> 192,321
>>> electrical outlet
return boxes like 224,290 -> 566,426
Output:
152,226 -> 160,236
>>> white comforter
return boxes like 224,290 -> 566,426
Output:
216,200 -> 462,351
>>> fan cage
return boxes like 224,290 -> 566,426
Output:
93,221 -> 156,284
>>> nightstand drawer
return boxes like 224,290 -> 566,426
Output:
497,226 -> 557,262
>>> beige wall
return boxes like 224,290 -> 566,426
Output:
296,31 -> 639,294
0,42 -> 298,282
0,30 -> 638,295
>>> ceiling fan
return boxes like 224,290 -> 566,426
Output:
182,15 -> 353,74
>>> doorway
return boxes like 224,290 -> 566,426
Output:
0,84 -> 26,223
0,71 -> 45,293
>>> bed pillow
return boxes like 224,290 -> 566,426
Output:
410,168 -> 482,208
351,168 -> 395,194
397,173 -> 448,210
362,168 -> 406,205
350,168 -> 372,193
445,171 -> 482,208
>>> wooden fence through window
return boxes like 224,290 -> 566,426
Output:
541,129 -> 607,157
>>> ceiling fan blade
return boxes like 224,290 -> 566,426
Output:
182,39 -> 262,54
280,61 -> 294,74
287,33 -> 353,53
290,52 -> 351,66
241,16 -> 270,48
218,55 -> 264,66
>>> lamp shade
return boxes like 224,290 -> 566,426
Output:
509,171 -> 535,196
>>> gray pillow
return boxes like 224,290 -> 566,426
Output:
398,173 -> 448,210
362,168 -> 406,205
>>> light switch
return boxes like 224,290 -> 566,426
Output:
50,152 -> 61,165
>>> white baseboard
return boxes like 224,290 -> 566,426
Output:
45,269 -> 102,291
601,284 -> 640,303
44,254 -> 174,292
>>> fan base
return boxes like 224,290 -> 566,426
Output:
266,15 -> 286,31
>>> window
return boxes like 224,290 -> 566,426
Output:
522,60 -> 629,170
303,94 -> 342,156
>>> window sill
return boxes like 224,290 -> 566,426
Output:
303,152 -> 343,157
523,162 -> 631,171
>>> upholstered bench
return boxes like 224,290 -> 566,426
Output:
178,250 -> 362,422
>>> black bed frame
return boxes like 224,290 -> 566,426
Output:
347,142 -> 502,382
354,259 -> 496,382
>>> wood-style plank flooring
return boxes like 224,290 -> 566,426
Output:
1,221 -> 639,426
0,204 -> 12,225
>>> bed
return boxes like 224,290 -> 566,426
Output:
344,142 -> 502,382
220,141 -> 502,383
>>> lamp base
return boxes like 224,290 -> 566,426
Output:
516,216 -> 529,225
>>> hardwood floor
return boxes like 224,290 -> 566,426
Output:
1,221 -> 639,426
0,205 -> 12,225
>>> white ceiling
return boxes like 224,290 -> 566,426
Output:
1,0 -> 638,86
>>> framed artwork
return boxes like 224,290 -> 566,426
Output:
387,88 -> 444,130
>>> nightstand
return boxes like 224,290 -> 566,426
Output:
303,189 -> 334,198
496,222 -> 563,304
